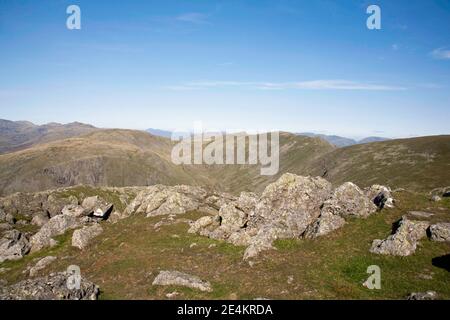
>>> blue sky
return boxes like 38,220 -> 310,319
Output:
0,0 -> 449,139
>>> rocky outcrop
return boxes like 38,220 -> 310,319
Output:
29,212 -> 82,252
72,224 -> 103,249
29,256 -> 57,277
429,223 -> 450,242
191,174 -> 334,259
189,174 -> 396,260
43,194 -> 79,217
370,217 -> 429,256
125,185 -> 206,217
152,270 -> 212,292
0,230 -> 31,263
0,272 -> 99,300
0,192 -> 78,219
322,182 -> 377,218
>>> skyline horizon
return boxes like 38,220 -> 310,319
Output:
2,116 -> 449,141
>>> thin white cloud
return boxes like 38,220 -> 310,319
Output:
168,80 -> 406,91
175,13 -> 209,24
430,47 -> 450,60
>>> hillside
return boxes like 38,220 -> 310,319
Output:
0,126 -> 449,196
305,135 -> 450,192
0,119 -> 98,154
0,129 -> 206,196
0,130 -> 335,196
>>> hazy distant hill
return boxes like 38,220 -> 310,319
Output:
0,119 -> 98,154
146,128 -> 173,138
358,136 -> 391,144
297,132 -> 390,147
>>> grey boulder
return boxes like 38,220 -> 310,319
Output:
152,270 -> 212,292
370,216 -> 429,256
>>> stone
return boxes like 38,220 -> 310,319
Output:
366,185 -> 394,209
166,291 -> 179,299
43,194 -> 79,217
0,208 -> 5,222
125,185 -> 205,217
152,270 -> 212,292
429,223 -> 450,242
303,212 -> 346,239
81,196 -> 113,220
5,213 -> 16,225
92,204 -> 113,219
188,216 -> 220,234
81,196 -> 104,213
30,212 -> 82,252
431,195 -> 441,202
0,230 -> 31,263
321,182 -> 377,218
407,291 -> 437,300
0,223 -> 12,232
235,192 -> 258,213
191,174 -> 333,259
31,213 -> 50,227
250,174 -> 332,234
72,224 -> 103,249
0,272 -> 99,300
219,203 -> 248,232
62,204 -> 86,217
370,217 -> 429,256
29,256 -> 57,277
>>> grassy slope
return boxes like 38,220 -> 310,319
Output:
305,135 -> 450,192
1,190 -> 449,300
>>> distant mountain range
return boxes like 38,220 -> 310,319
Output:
146,128 -> 173,138
0,119 -> 98,154
296,132 -> 390,147
145,128 -> 390,148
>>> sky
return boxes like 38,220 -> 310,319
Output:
0,0 -> 449,139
